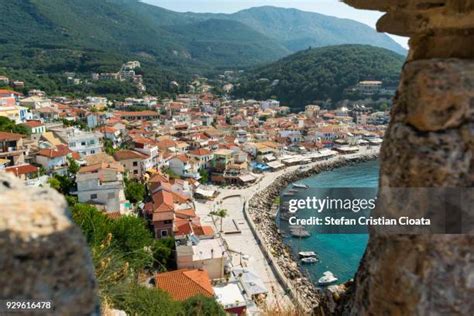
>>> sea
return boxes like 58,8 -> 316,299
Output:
279,160 -> 380,286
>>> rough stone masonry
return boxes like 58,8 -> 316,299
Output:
0,173 -> 98,315
337,1 -> 474,315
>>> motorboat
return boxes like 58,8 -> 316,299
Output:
292,183 -> 309,189
283,192 -> 295,197
301,257 -> 318,264
279,212 -> 290,221
290,227 -> 311,238
298,251 -> 317,258
318,271 -> 338,285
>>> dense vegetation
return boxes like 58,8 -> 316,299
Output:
232,45 -> 405,110
71,203 -> 224,315
0,1 -> 405,97
0,117 -> 30,135
216,6 -> 406,55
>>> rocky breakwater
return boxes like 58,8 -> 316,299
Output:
247,154 -> 378,314
0,173 -> 99,315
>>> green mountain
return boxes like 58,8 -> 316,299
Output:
0,1 -> 405,97
223,6 -> 406,55
232,45 -> 405,110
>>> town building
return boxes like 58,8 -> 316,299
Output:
75,162 -> 130,214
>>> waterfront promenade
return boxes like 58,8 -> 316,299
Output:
195,147 -> 380,312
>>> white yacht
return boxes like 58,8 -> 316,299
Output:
301,257 -> 318,264
298,251 -> 317,258
292,183 -> 309,189
318,271 -> 338,285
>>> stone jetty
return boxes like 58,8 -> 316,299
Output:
247,153 -> 378,314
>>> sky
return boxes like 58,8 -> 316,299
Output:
142,0 -> 409,48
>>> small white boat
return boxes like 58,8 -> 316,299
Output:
298,251 -> 317,258
283,192 -> 295,196
292,183 -> 309,189
301,257 -> 318,264
318,271 -> 338,285
290,227 -> 311,238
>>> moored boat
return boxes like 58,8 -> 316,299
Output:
298,251 -> 317,258
301,257 -> 318,264
318,271 -> 338,285
292,183 -> 309,189
290,227 -> 311,238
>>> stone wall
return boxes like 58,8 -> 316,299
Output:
0,173 -> 99,315
335,1 -> 474,315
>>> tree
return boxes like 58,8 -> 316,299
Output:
112,285 -> 183,316
47,177 -> 61,191
72,204 -> 112,247
199,168 -> 209,184
104,139 -> 118,155
182,295 -> 226,316
49,174 -> 74,194
210,208 -> 228,233
151,237 -> 176,271
124,179 -> 145,204
0,117 -> 30,135
67,156 -> 80,175
162,167 -> 180,179
110,215 -> 155,270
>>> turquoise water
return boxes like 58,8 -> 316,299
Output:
280,160 -> 380,285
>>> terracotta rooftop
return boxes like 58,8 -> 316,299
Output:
5,164 -> 38,176
36,145 -> 72,158
152,190 -> 175,213
189,148 -> 212,156
155,269 -> 214,301
0,131 -> 23,142
113,150 -> 148,161
23,120 -> 44,128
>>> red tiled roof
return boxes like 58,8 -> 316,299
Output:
113,150 -> 148,161
23,120 -> 44,128
149,173 -> 169,184
155,269 -> 214,301
37,145 -> 72,158
194,225 -> 215,237
152,190 -> 174,212
189,148 -> 212,156
0,89 -> 22,96
116,111 -> 158,117
78,162 -> 124,174
0,131 -> 23,141
152,211 -> 174,221
173,154 -> 188,163
175,208 -> 196,218
5,164 -> 38,176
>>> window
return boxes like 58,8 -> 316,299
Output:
90,150 -> 95,154
90,194 -> 97,199
81,142 -> 86,146
164,220 -> 172,224
133,161 -> 138,167
133,170 -> 138,175
160,230 -> 168,237
69,142 -> 76,147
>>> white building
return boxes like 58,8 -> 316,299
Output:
75,162 -> 130,214
51,127 -> 103,157
176,237 -> 227,280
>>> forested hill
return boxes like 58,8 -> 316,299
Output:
231,45 -> 405,110
224,6 -> 406,55
1,1 -> 405,97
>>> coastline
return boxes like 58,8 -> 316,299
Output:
245,150 -> 379,313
